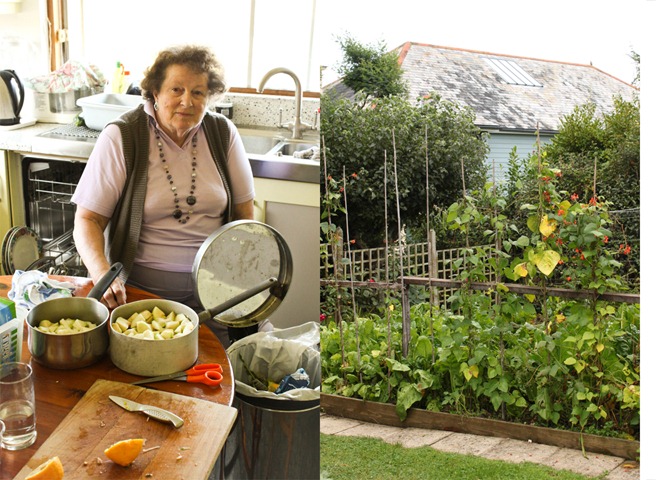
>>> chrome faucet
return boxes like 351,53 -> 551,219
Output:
257,67 -> 312,140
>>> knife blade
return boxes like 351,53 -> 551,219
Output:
109,395 -> 184,428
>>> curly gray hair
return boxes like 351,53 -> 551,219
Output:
140,45 -> 227,102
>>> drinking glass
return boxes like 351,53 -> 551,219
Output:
0,362 -> 37,450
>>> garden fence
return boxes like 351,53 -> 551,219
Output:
321,230 -> 497,310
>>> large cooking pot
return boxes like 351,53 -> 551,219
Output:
109,220 -> 293,377
25,263 -> 123,369
109,299 -> 199,377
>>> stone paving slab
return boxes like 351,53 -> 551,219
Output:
480,437 -> 561,464
381,427 -> 453,448
429,432 -> 507,456
330,420 -> 402,440
604,462 -> 641,480
319,414 -> 363,435
538,447 -> 628,477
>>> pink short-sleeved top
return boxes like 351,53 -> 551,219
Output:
71,102 -> 255,273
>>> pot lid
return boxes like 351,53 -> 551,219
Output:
192,220 -> 293,328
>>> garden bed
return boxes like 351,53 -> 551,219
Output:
321,393 -> 639,460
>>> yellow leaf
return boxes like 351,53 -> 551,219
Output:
533,250 -> 561,276
596,343 -> 605,353
468,364 -> 479,379
524,294 -> 536,302
555,313 -> 566,324
540,215 -> 558,237
559,200 -> 572,211
514,263 -> 529,278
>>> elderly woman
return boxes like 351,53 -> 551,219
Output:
72,45 -> 255,345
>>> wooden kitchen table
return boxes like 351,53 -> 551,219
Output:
0,275 -> 235,479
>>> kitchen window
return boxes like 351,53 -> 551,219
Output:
60,0 -> 320,93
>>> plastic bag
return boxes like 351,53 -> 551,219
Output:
24,60 -> 106,94
227,321 -> 320,402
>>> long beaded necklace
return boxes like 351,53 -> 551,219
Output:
154,128 -> 198,224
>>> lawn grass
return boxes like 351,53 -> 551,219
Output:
320,434 -> 599,480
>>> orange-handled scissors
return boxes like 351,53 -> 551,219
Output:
131,363 -> 224,387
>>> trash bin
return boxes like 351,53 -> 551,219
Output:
222,322 -> 320,479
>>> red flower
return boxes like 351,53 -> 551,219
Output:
555,171 -> 563,178
589,196 -> 598,206
350,239 -> 356,244
351,172 -> 358,179
571,193 -> 579,201
320,313 -> 327,322
368,278 -> 375,283
603,236 -> 609,244
619,244 -> 632,255
566,276 -> 571,282
557,209 -> 565,216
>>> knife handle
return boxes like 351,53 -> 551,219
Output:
141,405 -> 185,428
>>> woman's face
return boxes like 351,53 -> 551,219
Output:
153,64 -> 209,144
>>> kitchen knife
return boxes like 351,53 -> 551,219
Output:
109,395 -> 184,428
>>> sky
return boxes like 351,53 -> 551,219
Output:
316,0 -> 652,87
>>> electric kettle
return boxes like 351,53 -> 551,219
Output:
0,69 -> 25,126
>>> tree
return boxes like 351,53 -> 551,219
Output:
503,95 -> 640,285
335,34 -> 408,103
321,92 -> 488,248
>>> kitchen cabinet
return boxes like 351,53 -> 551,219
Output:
0,150 -> 11,246
253,177 -> 319,330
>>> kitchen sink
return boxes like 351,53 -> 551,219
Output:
239,134 -> 282,155
274,142 -> 317,156
238,129 -> 318,158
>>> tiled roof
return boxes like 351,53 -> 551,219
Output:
398,42 -> 637,132
325,42 -> 638,133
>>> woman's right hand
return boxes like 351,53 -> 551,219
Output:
99,277 -> 127,309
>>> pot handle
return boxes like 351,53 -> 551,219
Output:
87,262 -> 123,301
198,277 -> 278,324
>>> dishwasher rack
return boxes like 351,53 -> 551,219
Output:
26,160 -> 88,277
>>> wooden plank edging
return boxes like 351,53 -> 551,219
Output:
321,394 -> 639,460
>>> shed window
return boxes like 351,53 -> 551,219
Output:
484,57 -> 542,87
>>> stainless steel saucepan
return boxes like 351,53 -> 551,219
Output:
25,262 -> 123,369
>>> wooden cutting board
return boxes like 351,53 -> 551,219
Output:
14,379 -> 237,480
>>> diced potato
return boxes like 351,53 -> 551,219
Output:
135,320 -> 151,333
152,306 -> 166,319
39,320 -> 52,328
165,311 -> 175,323
140,309 -> 153,321
142,329 -> 155,340
72,319 -> 87,331
161,329 -> 174,339
115,317 -> 130,332
111,323 -> 122,333
130,313 -> 147,329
